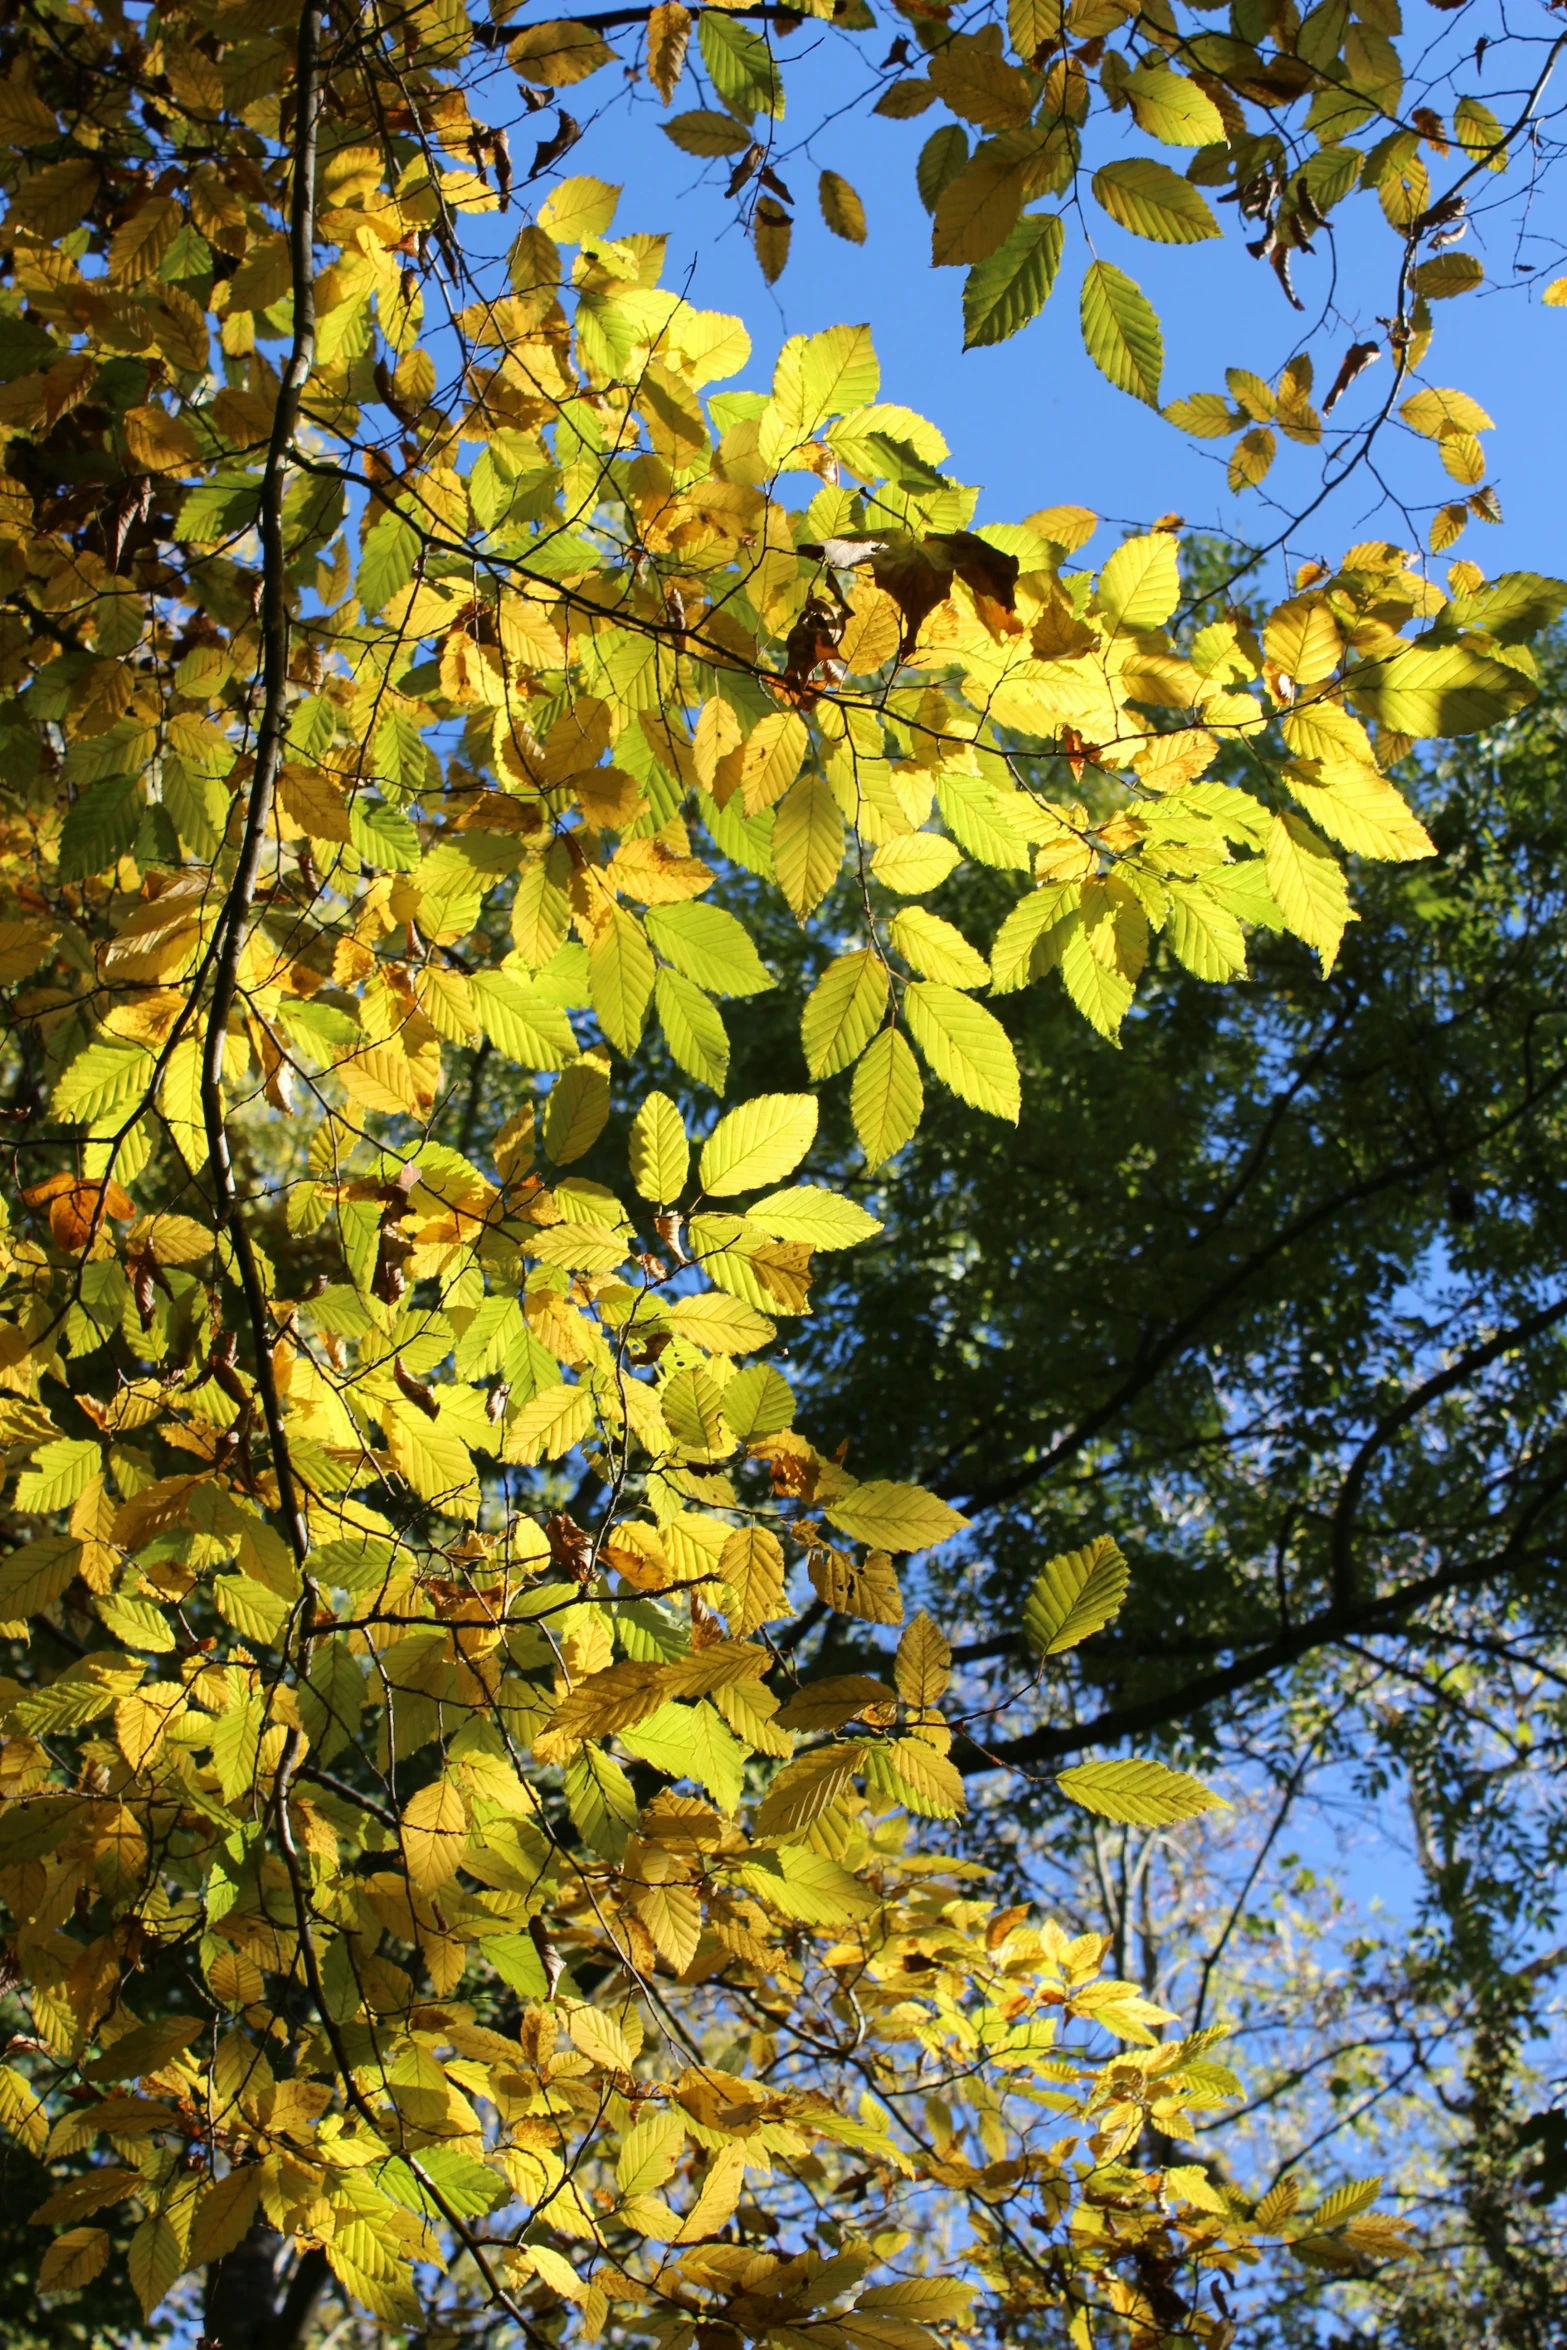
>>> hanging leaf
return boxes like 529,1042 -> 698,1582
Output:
1080,260 -> 1164,405
962,212 -> 1064,348
1022,1536 -> 1130,1655
819,170 -> 867,243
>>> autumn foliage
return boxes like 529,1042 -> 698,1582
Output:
0,0 -> 1559,2338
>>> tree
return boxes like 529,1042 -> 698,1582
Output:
0,0 -> 1560,2343
730,609 -> 1567,2339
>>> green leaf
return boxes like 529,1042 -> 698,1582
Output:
698,13 -> 783,120
349,796 -> 420,872
14,1441 -> 101,1515
589,905 -> 655,1057
1056,1757 -> 1229,1824
53,1038 -> 155,1127
655,966 -> 730,1092
660,109 -> 752,156
1345,642 -> 1536,736
802,950 -> 890,1079
645,901 -> 774,995
1022,1536 -> 1129,1655
470,970 -> 577,1069
0,1535 -> 82,1619
903,981 -> 1020,1120
962,212 -> 1064,348
850,1027 -> 923,1165
356,509 -> 419,614
565,1745 -> 638,1859
1080,260 -> 1163,406
700,1094 -> 818,1196
630,1091 -> 689,1203
58,773 -> 142,880
1092,158 -> 1221,243
544,1059 -> 611,1163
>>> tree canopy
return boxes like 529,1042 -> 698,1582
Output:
1,0 -> 1566,2343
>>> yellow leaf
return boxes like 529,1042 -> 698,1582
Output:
502,1379 -> 596,1464
1265,812 -> 1352,972
895,1611 -> 952,1706
1285,766 -> 1434,861
802,951 -> 890,1079
903,982 -> 1019,1119
538,1660 -> 674,1759
384,1403 -> 479,1512
646,0 -> 691,100
808,1546 -> 905,1624
819,169 -> 867,243
123,403 -> 200,473
127,2212 -> 182,2318
1098,532 -> 1180,631
508,19 -> 615,84
1056,1757 -> 1229,1825
401,1776 -> 470,1889
756,1742 -> 861,1837
39,2228 -> 111,2295
931,153 -> 1027,267
566,2002 -> 639,2071
720,1524 -> 789,1632
826,1480 -> 969,1553
1263,597 -> 1342,684
544,1058 -> 611,1164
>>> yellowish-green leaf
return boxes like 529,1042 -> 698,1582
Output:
888,908 -> 989,988
825,1479 -> 969,1553
699,1094 -> 818,1196
1265,812 -> 1351,972
802,950 -> 890,1078
1056,1757 -> 1229,1825
1093,157 -> 1220,243
963,212 -> 1064,348
630,1091 -> 690,1203
773,772 -> 845,921
850,1026 -> 924,1165
1080,260 -> 1163,406
1124,66 -> 1225,145
819,169 -> 867,242
903,981 -> 1019,1120
544,1057 -> 611,1163
1023,1536 -> 1129,1655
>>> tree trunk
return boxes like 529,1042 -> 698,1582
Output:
203,2225 -> 329,2350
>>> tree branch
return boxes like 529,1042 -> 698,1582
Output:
199,0 -> 325,1569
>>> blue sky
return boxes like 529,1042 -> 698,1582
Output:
489,23 -> 1567,589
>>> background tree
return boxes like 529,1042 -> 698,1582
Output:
689,601 -> 1567,2343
